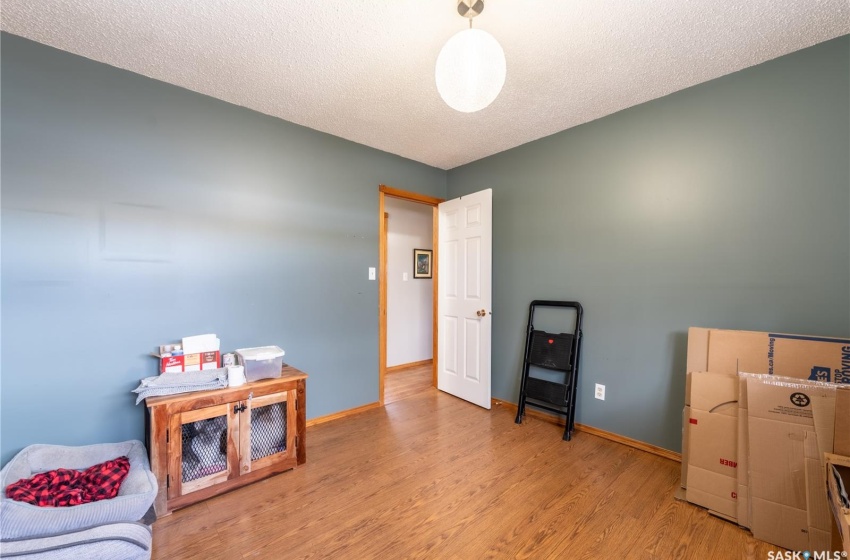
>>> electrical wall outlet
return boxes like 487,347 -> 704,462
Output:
595,383 -> 606,401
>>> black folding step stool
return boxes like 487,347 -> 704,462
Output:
514,300 -> 584,441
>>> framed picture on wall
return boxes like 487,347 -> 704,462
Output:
413,249 -> 432,279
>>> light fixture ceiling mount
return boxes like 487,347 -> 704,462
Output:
435,0 -> 506,114
457,0 -> 485,20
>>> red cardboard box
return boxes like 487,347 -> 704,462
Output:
155,351 -> 220,373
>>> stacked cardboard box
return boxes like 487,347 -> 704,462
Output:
827,388 -> 850,554
684,371 -> 739,520
825,453 -> 850,555
682,327 -> 850,552
745,374 -> 847,551
152,334 -> 222,373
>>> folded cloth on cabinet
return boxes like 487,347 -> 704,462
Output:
132,368 -> 228,404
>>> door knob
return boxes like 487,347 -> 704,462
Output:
476,309 -> 487,317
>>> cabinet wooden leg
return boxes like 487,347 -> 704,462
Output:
296,378 -> 307,465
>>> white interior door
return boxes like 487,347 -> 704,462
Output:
438,189 -> 492,409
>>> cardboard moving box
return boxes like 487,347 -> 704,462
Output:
737,376 -> 751,528
825,453 -> 850,555
685,372 -> 739,520
836,389 -> 850,456
745,374 -> 845,552
687,328 -> 850,383
682,327 -> 850,526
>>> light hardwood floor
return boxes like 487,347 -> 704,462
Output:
152,385 -> 780,559
384,362 -> 433,405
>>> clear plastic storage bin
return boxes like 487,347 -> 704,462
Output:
235,346 -> 285,382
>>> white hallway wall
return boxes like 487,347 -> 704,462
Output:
386,197 -> 433,367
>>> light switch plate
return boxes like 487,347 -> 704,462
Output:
403,272 -> 408,281
368,267 -> 376,280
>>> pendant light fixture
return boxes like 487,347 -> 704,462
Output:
435,0 -> 506,113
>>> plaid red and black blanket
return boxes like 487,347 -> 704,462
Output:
5,456 -> 131,507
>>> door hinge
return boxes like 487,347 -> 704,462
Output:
166,429 -> 169,444
166,474 -> 170,489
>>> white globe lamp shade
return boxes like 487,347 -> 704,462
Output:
435,28 -> 506,113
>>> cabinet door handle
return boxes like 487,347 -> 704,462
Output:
233,403 -> 247,414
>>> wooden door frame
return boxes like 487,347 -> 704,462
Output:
378,185 -> 444,405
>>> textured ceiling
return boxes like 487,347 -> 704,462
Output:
2,1 -> 848,170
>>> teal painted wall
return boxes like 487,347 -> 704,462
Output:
2,31 -> 848,463
0,34 -> 446,465
446,37 -> 850,451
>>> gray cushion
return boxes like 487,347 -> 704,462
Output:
0,441 -> 157,540
0,522 -> 152,559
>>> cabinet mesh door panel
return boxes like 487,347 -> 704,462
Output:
251,402 -> 287,461
181,416 -> 228,483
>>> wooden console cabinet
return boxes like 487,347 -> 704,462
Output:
145,367 -> 307,516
